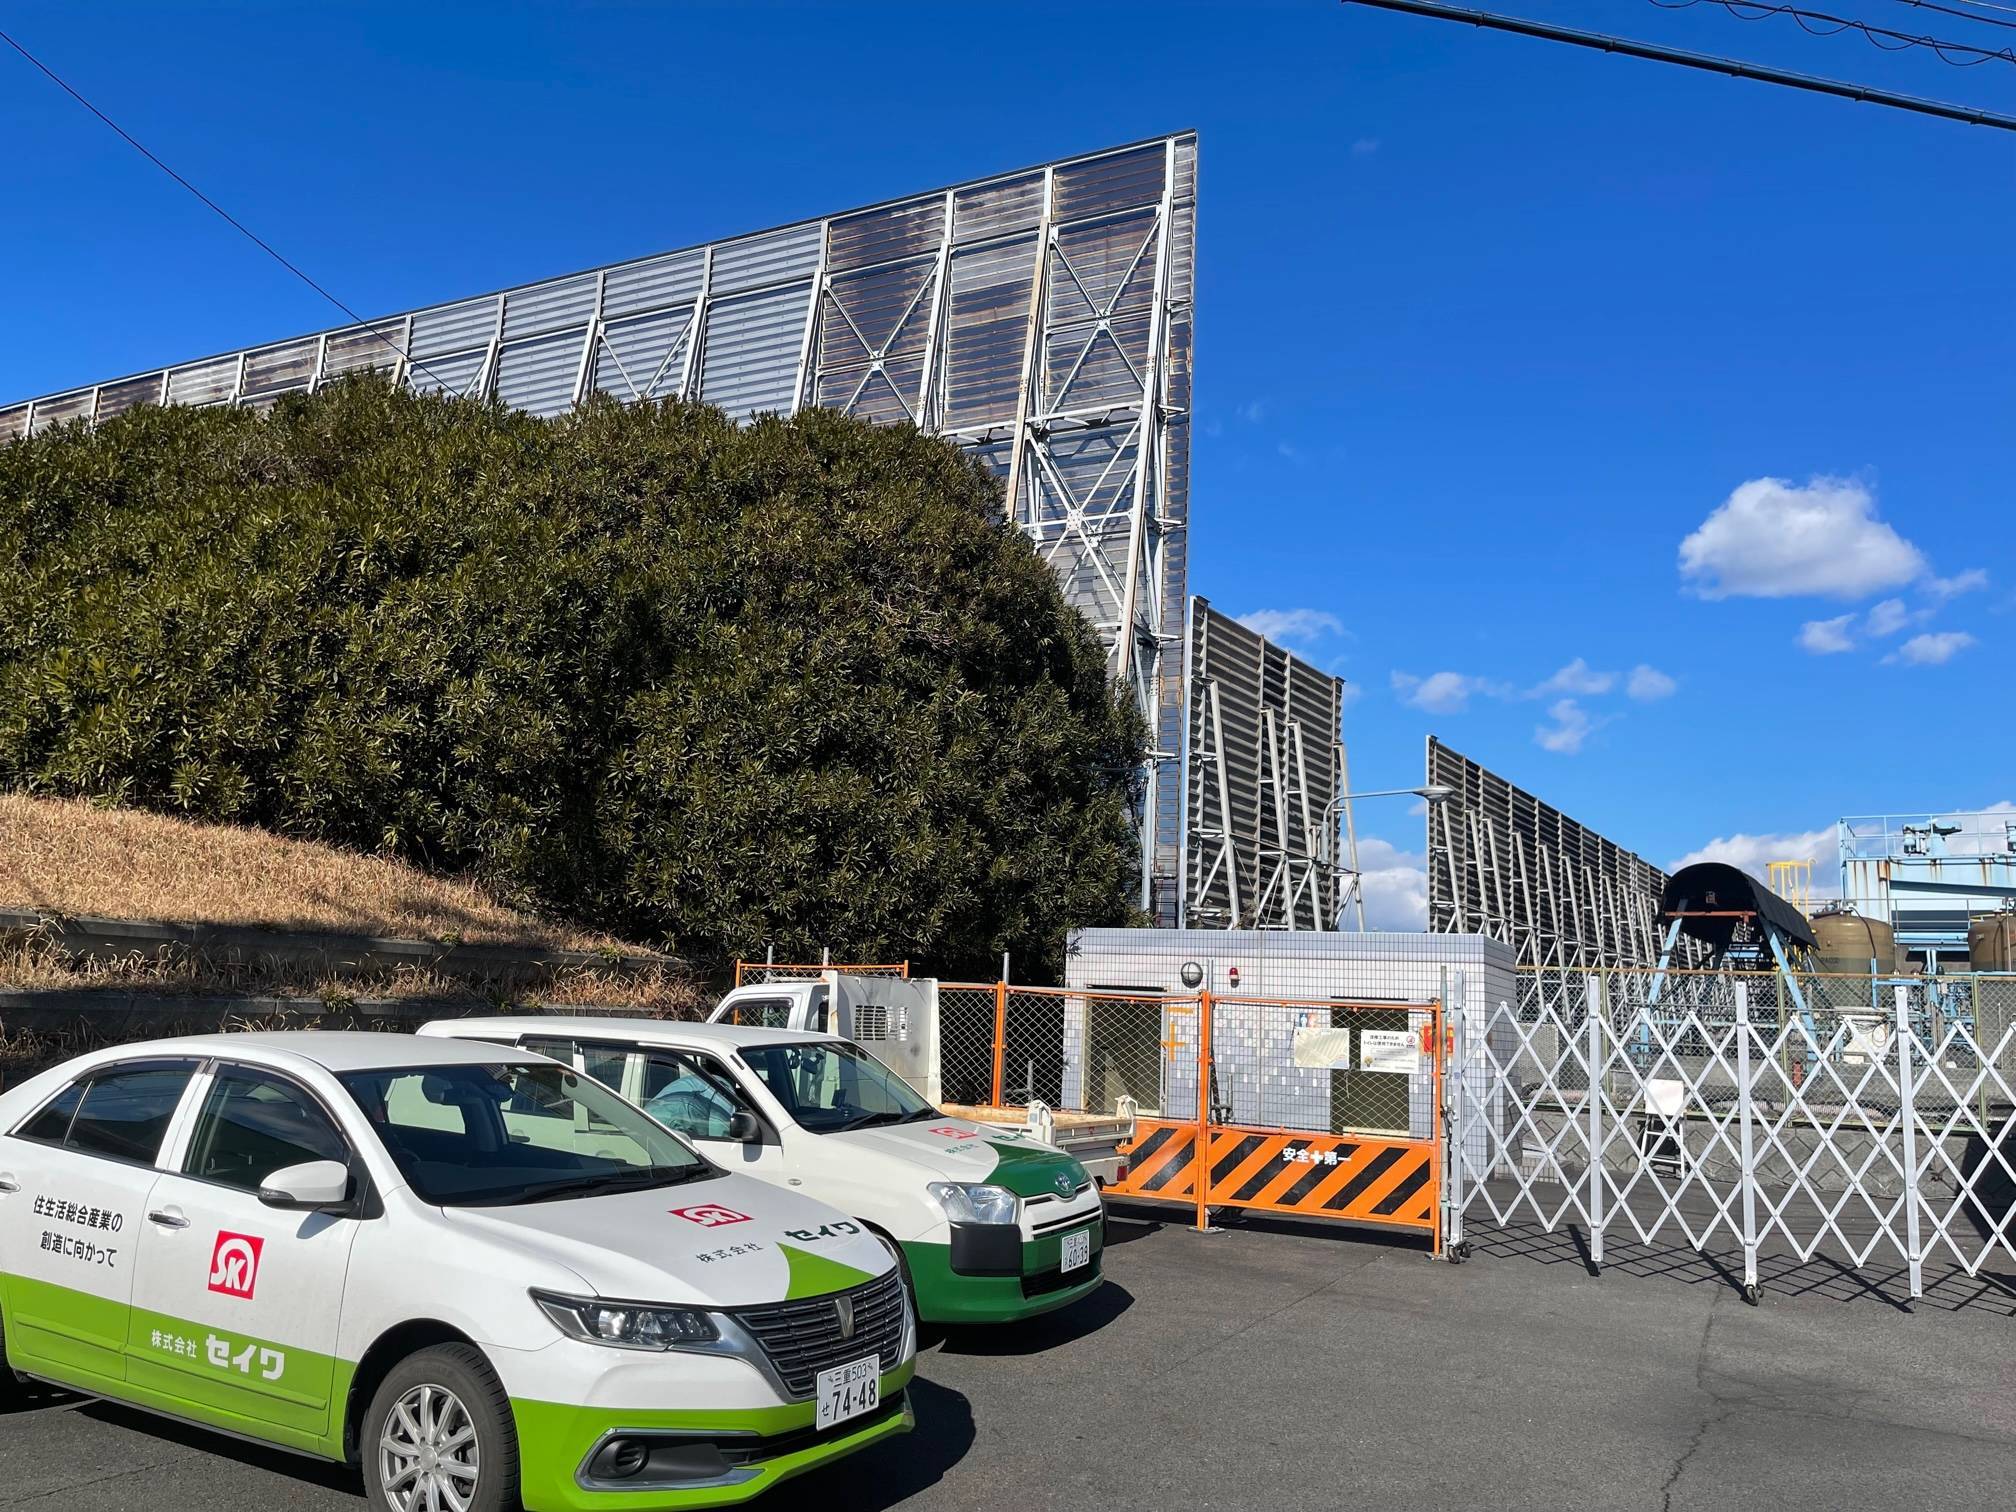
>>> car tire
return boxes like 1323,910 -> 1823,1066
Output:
0,1312 -> 18,1406
361,1343 -> 520,1512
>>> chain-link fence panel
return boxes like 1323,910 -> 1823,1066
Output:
732,961 -> 910,987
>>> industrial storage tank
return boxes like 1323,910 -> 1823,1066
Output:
1810,905 -> 1898,975
1968,911 -> 2016,972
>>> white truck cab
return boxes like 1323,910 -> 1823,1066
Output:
0,1032 -> 913,1510
422,1017 -> 1107,1327
712,974 -> 1137,1185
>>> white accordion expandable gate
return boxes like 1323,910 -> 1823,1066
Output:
1444,975 -> 2016,1303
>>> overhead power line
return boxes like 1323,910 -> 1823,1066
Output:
1650,0 -> 2016,67
1888,0 -> 2016,32
1337,0 -> 2016,131
0,25 -> 430,382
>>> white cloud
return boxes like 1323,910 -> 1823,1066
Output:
1392,670 -> 1508,714
1536,658 -> 1615,696
1534,698 -> 1599,754
1886,631 -> 1975,666
1671,827 -> 1840,897
1236,608 -> 1342,649
1798,614 -> 1856,654
1276,440 -> 1302,462
1626,664 -> 1677,701
1863,598 -> 1926,638
1348,835 -> 1427,931
1236,398 -> 1267,424
1678,476 -> 1926,600
1928,568 -> 1989,599
1351,136 -> 1381,158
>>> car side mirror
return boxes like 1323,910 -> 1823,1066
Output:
259,1159 -> 353,1212
726,1110 -> 762,1144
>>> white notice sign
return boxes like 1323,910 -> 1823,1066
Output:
1359,1028 -> 1417,1075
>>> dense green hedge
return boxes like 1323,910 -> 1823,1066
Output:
0,381 -> 1145,974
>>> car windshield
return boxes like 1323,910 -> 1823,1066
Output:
339,1061 -> 715,1207
738,1041 -> 936,1134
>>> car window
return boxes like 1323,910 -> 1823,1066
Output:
738,1041 -> 934,1134
727,997 -> 794,1029
637,1050 -> 746,1140
578,1041 -> 627,1093
519,1035 -> 576,1065
15,1080 -> 87,1144
63,1063 -> 198,1164
339,1061 -> 711,1207
183,1067 -> 350,1192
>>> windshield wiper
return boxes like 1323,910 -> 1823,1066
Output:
515,1165 -> 707,1204
834,1109 -> 917,1132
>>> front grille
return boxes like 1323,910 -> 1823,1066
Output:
731,1269 -> 907,1400
1020,1252 -> 1102,1298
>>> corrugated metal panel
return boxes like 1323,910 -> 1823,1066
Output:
494,329 -> 588,417
601,250 -> 705,319
821,261 -> 933,368
953,170 -> 1044,244
242,338 -> 319,396
165,356 -> 238,407
698,281 -> 812,421
710,225 -> 822,297
591,307 -> 694,401
502,274 -> 598,341
405,347 -> 488,399
1045,313 -> 1151,410
943,236 -> 1036,428
1053,143 -> 1165,222
828,196 -> 944,272
1049,210 -> 1159,325
29,390 -> 96,433
323,322 -> 408,380
409,296 -> 499,360
0,404 -> 30,442
95,374 -> 162,421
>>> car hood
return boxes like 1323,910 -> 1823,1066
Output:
830,1119 -> 1089,1197
438,1171 -> 895,1308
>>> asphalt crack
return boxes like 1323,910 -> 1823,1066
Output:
1660,1288 -> 1729,1512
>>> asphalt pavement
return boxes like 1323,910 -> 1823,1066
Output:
4,1204 -> 2012,1511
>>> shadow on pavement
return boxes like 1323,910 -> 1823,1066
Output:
929,1282 -> 1134,1357
1467,1219 -> 2016,1316
0,1374 -> 84,1416
792,1376 -> 975,1509
75,1396 -> 362,1495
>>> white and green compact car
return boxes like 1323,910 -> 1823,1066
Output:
0,1032 -> 914,1510
421,1018 -> 1107,1327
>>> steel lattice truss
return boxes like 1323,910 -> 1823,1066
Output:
1427,737 -> 1675,972
0,135 -> 1198,912
1183,599 -> 1347,931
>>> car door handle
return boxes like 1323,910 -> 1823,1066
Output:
147,1209 -> 189,1230
0,1175 -> 18,1194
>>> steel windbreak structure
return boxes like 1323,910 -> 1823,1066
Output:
1181,598 -> 1348,931
1427,737 -> 1685,983
0,135 -> 1198,913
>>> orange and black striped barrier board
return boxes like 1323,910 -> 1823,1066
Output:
1109,1118 -> 1439,1238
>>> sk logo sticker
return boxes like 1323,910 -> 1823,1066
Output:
207,1232 -> 263,1299
670,1204 -> 751,1228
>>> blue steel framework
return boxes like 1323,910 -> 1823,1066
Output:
0,135 -> 1198,917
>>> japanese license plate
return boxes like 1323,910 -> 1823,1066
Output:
815,1355 -> 880,1430
1061,1227 -> 1092,1273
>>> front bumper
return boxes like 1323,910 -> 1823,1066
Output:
511,1361 -> 915,1511
903,1217 -> 1106,1325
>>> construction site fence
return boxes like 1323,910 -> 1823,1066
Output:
731,960 -> 911,987
1452,970 -> 2016,1298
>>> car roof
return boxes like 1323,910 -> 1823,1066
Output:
427,1015 -> 828,1051
78,1030 -> 535,1076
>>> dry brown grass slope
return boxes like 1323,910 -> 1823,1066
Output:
0,793 -> 637,952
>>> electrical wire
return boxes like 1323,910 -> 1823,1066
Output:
0,25 -> 432,382
1336,0 -> 2016,129
1887,0 -> 2016,32
1650,0 -> 2016,67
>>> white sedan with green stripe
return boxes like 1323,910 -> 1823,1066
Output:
420,1018 -> 1108,1327
0,1032 -> 915,1510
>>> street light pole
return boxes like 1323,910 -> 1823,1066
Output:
1322,783 -> 1454,930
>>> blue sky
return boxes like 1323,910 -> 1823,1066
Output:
3,1 -> 2010,925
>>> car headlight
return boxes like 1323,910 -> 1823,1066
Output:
532,1290 -> 720,1351
928,1181 -> 1019,1226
